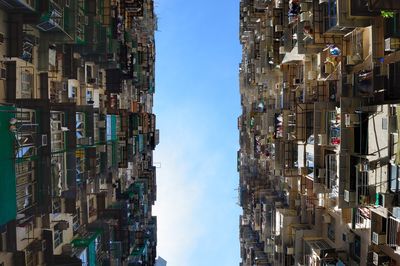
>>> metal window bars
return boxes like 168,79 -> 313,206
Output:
14,108 -> 38,213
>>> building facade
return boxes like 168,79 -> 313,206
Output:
0,0 -> 158,265
238,1 -> 400,265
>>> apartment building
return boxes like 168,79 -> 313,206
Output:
238,1 -> 400,265
0,0 -> 158,265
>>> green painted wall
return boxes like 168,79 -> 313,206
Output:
0,106 -> 16,225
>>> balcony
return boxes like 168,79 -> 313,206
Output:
350,0 -> 378,17
14,109 -> 39,214
37,0 -> 65,32
385,61 -> 400,101
372,232 -> 387,245
304,239 -> 335,262
0,0 -> 35,12
321,0 -> 371,34
371,211 -> 388,245
322,0 -> 337,33
323,154 -> 334,183
5,58 -> 36,100
370,251 -> 391,266
388,216 -> 400,248
353,207 -> 371,229
368,0 -> 400,11
326,110 -> 340,147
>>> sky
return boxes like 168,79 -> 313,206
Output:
152,1 -> 242,265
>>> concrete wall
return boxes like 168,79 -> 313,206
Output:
0,10 -> 7,102
0,252 -> 13,265
368,105 -> 389,194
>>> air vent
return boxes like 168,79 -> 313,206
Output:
0,68 -> 5,80
41,134 -> 48,146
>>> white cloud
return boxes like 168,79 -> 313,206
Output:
153,106 -> 213,265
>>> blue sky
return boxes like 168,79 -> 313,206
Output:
152,0 -> 242,265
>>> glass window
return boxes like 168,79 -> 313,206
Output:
20,71 -> 33,98
327,221 -> 335,241
390,164 -> 400,192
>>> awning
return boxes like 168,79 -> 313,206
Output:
281,44 -> 305,65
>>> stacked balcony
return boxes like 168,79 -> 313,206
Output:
0,0 -> 159,265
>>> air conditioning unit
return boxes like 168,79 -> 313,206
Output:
385,38 -> 400,52
346,55 -> 362,65
77,137 -> 93,146
283,82 -> 289,88
324,62 -> 334,74
31,239 -> 46,252
275,245 -> 283,253
300,12 -> 311,22
318,168 -> 326,181
88,78 -> 97,84
358,163 -> 369,172
322,213 -> 331,223
268,51 -> 274,58
286,247 -> 294,255
345,74 -> 354,85
295,199 -> 301,206
300,3 -> 310,11
275,83 -> 282,90
62,243 -> 73,255
343,232 -> 355,243
393,207 -> 400,220
100,94 -> 107,101
317,134 -> 327,146
345,113 -> 360,127
97,120 -> 106,128
344,190 -> 355,203
287,133 -> 296,140
373,251 -> 390,266
55,220 -> 70,230
372,232 -> 386,245
293,78 -> 302,85
98,144 -> 106,153
275,25 -> 283,32
307,70 -> 317,80
378,193 -> 394,208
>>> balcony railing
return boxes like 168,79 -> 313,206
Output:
322,0 -> 337,33
388,216 -> 400,247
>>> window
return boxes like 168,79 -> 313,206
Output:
351,235 -> 361,262
76,112 -> 86,139
73,214 -> 79,234
390,163 -> 400,192
54,229 -> 63,248
323,0 -> 337,32
86,65 -> 92,80
382,118 -> 388,130
20,71 -> 33,98
327,220 -> 335,241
